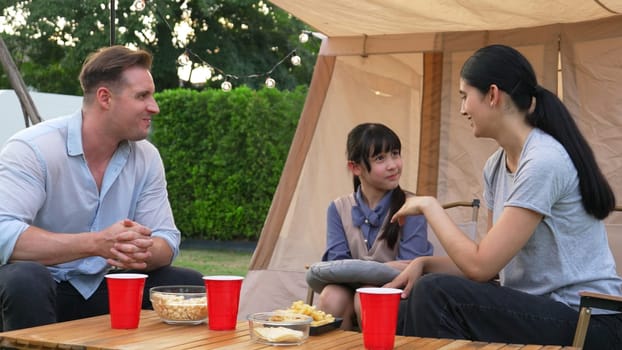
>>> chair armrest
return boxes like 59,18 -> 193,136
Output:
578,291 -> 622,312
573,291 -> 622,348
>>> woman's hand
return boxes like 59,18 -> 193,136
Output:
384,260 -> 411,271
391,196 -> 435,226
383,258 -> 425,299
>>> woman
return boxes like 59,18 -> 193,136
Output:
385,45 -> 622,349
318,123 -> 433,330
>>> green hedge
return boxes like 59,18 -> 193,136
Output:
150,86 -> 306,240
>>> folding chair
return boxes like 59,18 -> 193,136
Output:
427,199 -> 480,256
572,206 -> 622,349
572,292 -> 622,348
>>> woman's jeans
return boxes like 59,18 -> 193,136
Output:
398,273 -> 622,350
0,261 -> 204,331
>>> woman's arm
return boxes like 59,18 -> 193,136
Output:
384,260 -> 410,271
393,196 -> 542,282
395,215 -> 433,260
384,214 -> 433,271
384,255 -> 463,298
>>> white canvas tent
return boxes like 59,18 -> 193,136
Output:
0,89 -> 82,145
239,1 -> 622,317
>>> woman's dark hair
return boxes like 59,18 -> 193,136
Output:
346,123 -> 405,248
461,44 -> 615,219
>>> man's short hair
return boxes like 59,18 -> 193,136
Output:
79,45 -> 153,101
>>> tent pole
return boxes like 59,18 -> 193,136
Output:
0,36 -> 42,126
249,55 -> 336,270
417,52 -> 443,196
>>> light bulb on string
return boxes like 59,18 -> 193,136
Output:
133,0 -> 146,11
290,55 -> 301,66
221,80 -> 232,92
142,0 -> 315,91
298,32 -> 309,43
265,77 -> 276,89
177,52 -> 191,66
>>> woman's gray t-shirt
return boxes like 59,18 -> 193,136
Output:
483,128 -> 622,311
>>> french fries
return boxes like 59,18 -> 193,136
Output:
275,300 -> 335,327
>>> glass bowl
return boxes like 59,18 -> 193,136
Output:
248,312 -> 312,346
149,285 -> 207,325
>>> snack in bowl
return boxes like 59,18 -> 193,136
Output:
248,312 -> 312,345
253,326 -> 304,343
149,285 -> 207,325
277,300 -> 336,327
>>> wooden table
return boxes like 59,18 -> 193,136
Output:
0,310 -> 577,349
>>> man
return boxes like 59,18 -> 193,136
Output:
0,45 -> 204,331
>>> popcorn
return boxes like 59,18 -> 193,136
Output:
151,293 -> 207,322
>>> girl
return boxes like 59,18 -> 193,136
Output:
385,45 -> 622,349
318,122 -> 433,330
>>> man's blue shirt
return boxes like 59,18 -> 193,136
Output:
0,110 -> 180,298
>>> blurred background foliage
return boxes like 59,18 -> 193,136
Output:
151,86 -> 307,240
0,0 -> 320,93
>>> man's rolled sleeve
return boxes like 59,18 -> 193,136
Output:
0,219 -> 29,264
0,140 -> 46,264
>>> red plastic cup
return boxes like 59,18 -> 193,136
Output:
203,275 -> 244,330
105,273 -> 148,329
356,287 -> 403,350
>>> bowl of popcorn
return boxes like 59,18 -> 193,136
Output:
248,312 -> 312,346
149,285 -> 207,325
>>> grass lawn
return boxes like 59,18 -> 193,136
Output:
173,248 -> 253,277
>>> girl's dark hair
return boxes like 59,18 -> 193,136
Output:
346,123 -> 405,248
461,44 -> 615,219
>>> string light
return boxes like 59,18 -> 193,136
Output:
137,4 -> 320,91
298,32 -> 309,44
177,51 -> 191,66
182,47 -> 307,91
221,80 -> 233,92
264,77 -> 276,89
290,55 -> 301,66
133,0 -> 146,11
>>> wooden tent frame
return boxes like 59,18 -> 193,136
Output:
0,36 -> 41,127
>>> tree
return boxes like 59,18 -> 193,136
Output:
0,0 -> 319,94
